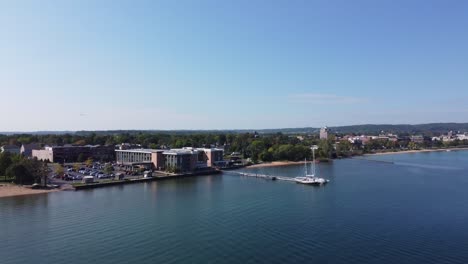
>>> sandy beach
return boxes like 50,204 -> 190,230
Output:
247,147 -> 468,168
364,147 -> 468,156
247,161 -> 310,168
0,184 -> 60,198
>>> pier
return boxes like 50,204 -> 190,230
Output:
351,157 -> 395,164
224,171 -> 296,182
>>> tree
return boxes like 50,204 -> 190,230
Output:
259,150 -> 274,162
77,153 -> 85,163
0,152 -> 13,181
85,158 -> 93,167
74,163 -> 81,172
408,141 -> 419,150
148,143 -> 158,149
104,164 -> 113,175
6,163 -> 34,185
247,140 -> 265,163
336,140 -> 353,157
318,140 -> 333,159
55,164 -> 64,176
27,159 -> 49,186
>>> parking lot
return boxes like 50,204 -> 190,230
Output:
49,162 -> 151,184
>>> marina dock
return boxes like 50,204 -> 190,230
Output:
224,171 -> 296,182
351,157 -> 395,164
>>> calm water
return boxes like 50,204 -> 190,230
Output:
2,151 -> 468,264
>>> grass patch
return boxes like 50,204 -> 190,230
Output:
0,176 -> 15,182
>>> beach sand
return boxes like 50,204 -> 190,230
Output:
247,161 -> 308,168
364,147 -> 468,156
0,184 -> 59,198
247,147 -> 468,168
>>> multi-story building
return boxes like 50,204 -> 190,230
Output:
115,149 -> 165,170
163,149 -> 198,172
32,145 -> 115,163
456,133 -> 468,141
1,145 -> 21,155
199,148 -> 224,167
320,127 -> 329,140
115,147 -> 224,172
410,135 -> 424,143
20,143 -> 42,157
116,143 -> 142,150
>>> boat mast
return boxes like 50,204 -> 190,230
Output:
311,145 -> 317,176
304,158 -> 307,176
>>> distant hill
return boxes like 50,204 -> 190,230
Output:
258,123 -> 468,135
327,123 -> 468,135
1,123 -> 468,136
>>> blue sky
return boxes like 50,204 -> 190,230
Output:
1,0 -> 467,131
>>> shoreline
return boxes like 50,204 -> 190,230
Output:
247,147 -> 468,168
364,147 -> 468,156
0,184 -> 61,198
246,161 -> 305,168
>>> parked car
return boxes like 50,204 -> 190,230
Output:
98,174 -> 110,179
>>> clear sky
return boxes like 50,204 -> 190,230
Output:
1,0 -> 467,131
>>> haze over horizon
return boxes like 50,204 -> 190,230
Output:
1,0 -> 468,132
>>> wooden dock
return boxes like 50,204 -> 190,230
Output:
224,171 -> 296,182
352,157 -> 394,164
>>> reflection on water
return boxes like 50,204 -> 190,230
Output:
1,151 -> 468,264
394,162 -> 463,170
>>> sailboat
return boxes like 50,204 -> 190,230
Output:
294,146 -> 329,185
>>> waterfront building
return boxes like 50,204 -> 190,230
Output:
410,135 -> 424,143
20,143 -> 42,157
198,148 -> 224,167
116,147 -> 224,172
448,131 -> 453,138
456,133 -> 468,141
320,127 -> 329,140
163,149 -> 198,172
115,149 -> 165,170
0,145 -> 21,155
116,143 -> 142,150
32,145 -> 115,163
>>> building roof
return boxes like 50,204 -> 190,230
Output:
163,149 -> 198,155
115,149 -> 164,153
2,145 -> 20,149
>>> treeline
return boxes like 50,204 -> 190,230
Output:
0,133 -> 228,149
2,132 -> 468,165
360,138 -> 468,152
0,152 -> 48,185
330,123 -> 468,136
0,132 -> 336,161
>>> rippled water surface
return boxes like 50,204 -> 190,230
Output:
2,150 -> 468,264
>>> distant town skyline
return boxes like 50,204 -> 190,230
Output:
1,1 -> 468,132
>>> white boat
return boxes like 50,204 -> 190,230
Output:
294,146 -> 329,185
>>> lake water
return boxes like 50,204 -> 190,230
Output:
2,151 -> 468,264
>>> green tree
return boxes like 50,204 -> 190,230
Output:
6,163 -> 34,185
0,152 -> 13,181
55,164 -> 64,176
77,153 -> 85,163
259,150 -> 274,162
336,140 -> 353,157
85,158 -> 93,167
104,164 -> 113,175
73,163 -> 81,172
318,140 -> 333,159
